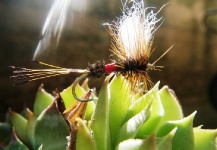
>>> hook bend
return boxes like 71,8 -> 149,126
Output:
72,74 -> 98,102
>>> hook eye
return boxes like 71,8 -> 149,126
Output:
72,74 -> 98,102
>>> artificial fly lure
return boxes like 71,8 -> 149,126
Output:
10,0 -> 171,102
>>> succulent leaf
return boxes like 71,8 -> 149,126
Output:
9,109 -> 28,144
108,75 -> 133,145
5,129 -> 29,150
157,133 -> 173,150
171,111 -> 196,150
34,84 -> 54,116
115,100 -> 152,144
121,82 -> 159,125
116,134 -> 157,150
159,86 -> 183,124
60,83 -> 85,108
136,82 -> 164,137
4,72 -> 217,150
0,122 -> 12,146
76,118 -> 96,150
194,128 -> 217,150
34,101 -> 70,150
92,75 -> 112,150
26,112 -> 37,148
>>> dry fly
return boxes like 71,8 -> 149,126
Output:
10,0 -> 171,102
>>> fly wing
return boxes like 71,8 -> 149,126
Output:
34,0 -> 71,60
33,0 -> 88,61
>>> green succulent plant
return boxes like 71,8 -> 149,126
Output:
1,75 -> 217,150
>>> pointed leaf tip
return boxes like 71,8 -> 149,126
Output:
34,100 -> 70,150
34,85 -> 54,116
76,118 -> 96,150
9,109 -> 28,144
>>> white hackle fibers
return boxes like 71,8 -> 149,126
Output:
106,0 -> 162,60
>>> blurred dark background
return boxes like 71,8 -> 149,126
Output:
1,0 -> 217,129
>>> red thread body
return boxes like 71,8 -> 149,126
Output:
104,63 -> 117,74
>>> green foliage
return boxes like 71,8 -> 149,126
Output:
0,122 -> 11,145
1,85 -> 70,150
0,75 -> 216,150
33,85 -> 54,116
76,75 -> 217,150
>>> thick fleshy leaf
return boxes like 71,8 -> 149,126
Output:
137,83 -> 164,137
0,122 -> 11,146
84,101 -> 95,121
156,86 -> 184,137
116,139 -> 146,150
156,121 -> 177,138
76,118 -> 96,150
109,75 -> 133,145
158,86 -> 183,126
116,134 -> 157,150
92,75 -> 112,150
5,129 -> 28,150
194,128 -> 217,150
171,111 -> 196,150
156,133 -> 174,150
122,82 -> 159,124
38,145 -> 43,150
9,109 -> 28,144
34,101 -> 70,150
26,109 -> 37,148
116,101 -> 152,144
157,112 -> 196,149
34,85 -> 54,116
142,134 -> 158,150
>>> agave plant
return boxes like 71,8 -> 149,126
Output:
0,75 -> 217,150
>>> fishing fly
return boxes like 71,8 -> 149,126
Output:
10,0 -> 171,102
